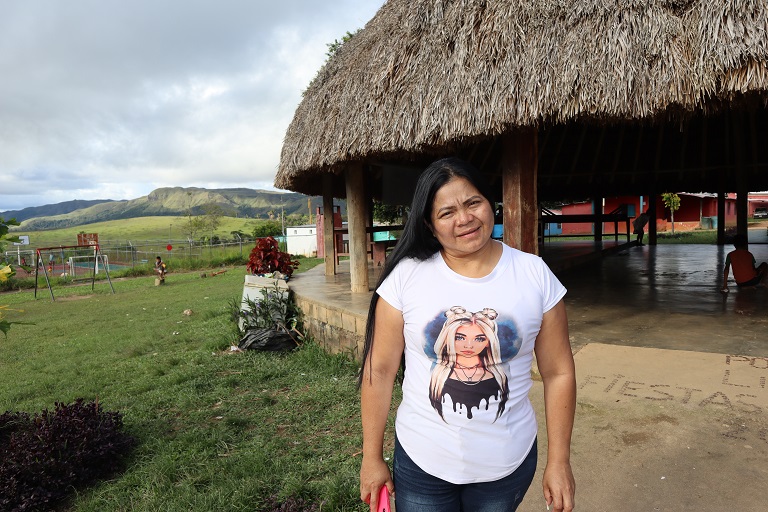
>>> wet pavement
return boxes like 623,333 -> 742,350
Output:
557,240 -> 768,358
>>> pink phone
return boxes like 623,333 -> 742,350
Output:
377,485 -> 391,512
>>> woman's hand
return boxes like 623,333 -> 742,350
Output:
543,460 -> 575,512
360,456 -> 393,511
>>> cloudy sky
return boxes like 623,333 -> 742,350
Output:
0,0 -> 385,213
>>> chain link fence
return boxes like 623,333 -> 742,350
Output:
97,238 -> 254,267
3,237 -> 275,276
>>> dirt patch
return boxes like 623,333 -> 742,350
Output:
57,294 -> 94,301
621,431 -> 654,445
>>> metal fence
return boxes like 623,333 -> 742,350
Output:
4,237 -> 282,272
98,239 -> 254,267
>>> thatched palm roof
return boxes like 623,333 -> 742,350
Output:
276,0 -> 768,195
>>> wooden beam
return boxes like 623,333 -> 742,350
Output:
700,116 -> 708,185
717,190 -> 726,246
732,112 -> 748,237
345,163 -> 369,293
501,129 -> 538,254
648,190 -> 657,245
749,110 -> 759,181
322,174 -> 336,276
592,196 -> 603,242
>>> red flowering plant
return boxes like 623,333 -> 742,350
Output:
246,236 -> 299,279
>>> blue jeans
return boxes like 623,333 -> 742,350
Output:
393,437 -> 537,512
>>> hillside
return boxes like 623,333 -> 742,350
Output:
9,216 -> 260,248
6,187 -> 325,231
3,199 -> 116,223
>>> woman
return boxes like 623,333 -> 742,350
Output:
429,306 -> 510,422
359,157 -> 576,512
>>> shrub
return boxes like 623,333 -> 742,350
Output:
246,237 -> 299,278
238,283 -> 301,333
232,282 -> 304,352
0,399 -> 135,512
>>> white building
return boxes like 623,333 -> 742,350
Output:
285,224 -> 317,257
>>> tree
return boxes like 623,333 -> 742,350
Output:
180,200 -> 228,241
0,217 -> 20,253
662,193 -> 681,235
181,215 -> 206,241
201,203 -> 224,234
286,213 -> 310,227
1,217 -> 22,336
252,221 -> 283,239
373,200 -> 408,225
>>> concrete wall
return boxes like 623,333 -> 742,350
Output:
286,225 -> 317,257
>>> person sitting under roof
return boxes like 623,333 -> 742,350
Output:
721,234 -> 767,293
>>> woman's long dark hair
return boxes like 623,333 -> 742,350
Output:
358,157 -> 494,387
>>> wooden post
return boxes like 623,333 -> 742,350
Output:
717,190 -> 726,246
732,111 -> 748,238
322,174 -> 336,276
593,196 -> 604,242
648,191 -> 657,245
501,130 -> 538,254
345,163 -> 369,293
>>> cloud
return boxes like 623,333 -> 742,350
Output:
0,0 -> 384,212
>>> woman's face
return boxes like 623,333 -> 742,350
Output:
430,177 -> 495,258
453,322 -> 489,358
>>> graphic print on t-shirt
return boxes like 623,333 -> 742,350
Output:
425,306 -> 521,422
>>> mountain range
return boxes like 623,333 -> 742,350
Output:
3,187 -> 322,230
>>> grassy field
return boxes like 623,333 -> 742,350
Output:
0,262 -> 378,511
655,230 -> 718,243
9,216 -> 262,247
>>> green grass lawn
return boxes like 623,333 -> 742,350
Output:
0,262 -> 376,511
10,216 -> 260,247
655,230 -> 719,244
550,229 -> 735,244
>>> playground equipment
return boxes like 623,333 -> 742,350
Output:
34,245 -> 115,301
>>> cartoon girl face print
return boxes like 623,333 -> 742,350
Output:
426,306 -> 521,422
454,322 -> 489,360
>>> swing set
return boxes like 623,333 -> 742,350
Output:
34,244 -> 115,301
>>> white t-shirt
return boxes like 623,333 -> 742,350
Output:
377,243 -> 566,484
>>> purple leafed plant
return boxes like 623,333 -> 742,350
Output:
246,236 -> 299,278
0,398 -> 135,512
